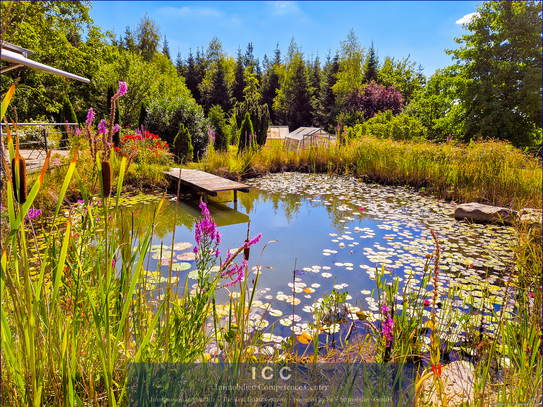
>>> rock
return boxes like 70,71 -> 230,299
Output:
422,361 -> 474,406
518,208 -> 542,226
454,203 -> 517,225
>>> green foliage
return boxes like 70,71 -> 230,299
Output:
378,56 -> 425,104
317,53 -> 341,133
0,1 -> 118,121
234,97 -> 270,148
59,94 -> 78,124
364,41 -> 379,84
447,0 -> 542,148
136,13 -> 161,61
238,112 -> 254,152
145,87 -> 209,159
350,110 -> 427,141
332,29 -> 365,103
260,44 -> 282,124
274,49 -> 313,130
200,59 -> 233,114
407,65 -> 468,141
208,105 -> 229,151
173,123 -> 194,163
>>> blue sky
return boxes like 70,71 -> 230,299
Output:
89,1 -> 480,76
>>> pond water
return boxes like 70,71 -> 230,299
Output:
128,173 -> 518,349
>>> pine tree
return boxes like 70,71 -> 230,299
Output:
175,49 -> 187,77
203,60 -> 232,114
309,54 -> 321,125
237,112 -> 255,152
364,41 -> 379,84
173,123 -> 194,163
233,47 -> 245,104
318,52 -> 340,132
162,36 -> 171,60
124,26 -> 136,52
185,49 -> 202,103
260,44 -> 281,124
208,105 -> 229,151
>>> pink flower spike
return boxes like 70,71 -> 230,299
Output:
424,300 -> 431,307
118,81 -> 128,96
86,108 -> 95,125
528,292 -> 535,298
98,119 -> 107,135
360,207 -> 364,211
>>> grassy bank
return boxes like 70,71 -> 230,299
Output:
195,137 -> 542,210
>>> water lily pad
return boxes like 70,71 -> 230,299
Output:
172,242 -> 193,251
172,262 -> 192,272
177,252 -> 196,261
269,309 -> 283,317
279,318 -> 293,326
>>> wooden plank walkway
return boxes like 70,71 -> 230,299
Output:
165,168 -> 249,202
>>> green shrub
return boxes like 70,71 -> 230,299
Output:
234,98 -> 269,147
208,105 -> 229,152
60,95 -> 78,124
350,110 -> 427,141
173,123 -> 194,163
145,92 -> 208,160
237,112 -> 254,152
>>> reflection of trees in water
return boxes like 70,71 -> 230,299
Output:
120,200 -> 197,241
238,189 -> 302,224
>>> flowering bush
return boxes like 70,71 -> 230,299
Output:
115,128 -> 173,165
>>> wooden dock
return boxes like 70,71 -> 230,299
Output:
165,168 -> 249,202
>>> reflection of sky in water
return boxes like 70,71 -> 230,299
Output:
131,173 -> 517,340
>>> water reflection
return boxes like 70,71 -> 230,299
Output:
122,173 -> 517,342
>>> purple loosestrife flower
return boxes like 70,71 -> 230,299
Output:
117,81 -> 127,97
86,108 -> 95,126
98,119 -> 107,135
381,304 -> 394,344
75,128 -> 81,136
113,124 -> 120,134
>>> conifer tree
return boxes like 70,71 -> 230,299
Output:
233,47 -> 246,104
173,123 -> 194,163
364,41 -> 379,84
162,36 -> 171,61
208,105 -> 229,151
60,94 -> 78,125
318,52 -> 340,132
185,49 -> 202,103
237,111 -> 255,152
260,44 -> 281,124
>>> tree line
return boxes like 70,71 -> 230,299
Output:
1,1 -> 541,151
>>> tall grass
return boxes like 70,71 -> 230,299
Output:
196,137 -> 542,210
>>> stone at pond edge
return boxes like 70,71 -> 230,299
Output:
421,361 -> 474,406
454,203 -> 516,225
518,208 -> 542,226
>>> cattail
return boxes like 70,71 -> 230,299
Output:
243,238 -> 250,261
101,160 -> 112,197
11,157 -> 27,204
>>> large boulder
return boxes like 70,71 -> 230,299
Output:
454,203 -> 517,225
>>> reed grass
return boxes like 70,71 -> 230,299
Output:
195,137 -> 542,210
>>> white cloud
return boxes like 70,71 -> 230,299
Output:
159,6 -> 222,19
269,1 -> 301,16
455,12 -> 480,25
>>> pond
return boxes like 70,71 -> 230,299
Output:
126,172 -> 519,352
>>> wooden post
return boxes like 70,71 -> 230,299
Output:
233,190 -> 238,202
